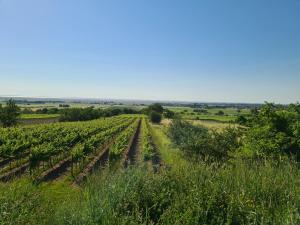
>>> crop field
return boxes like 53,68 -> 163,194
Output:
0,115 -> 159,184
0,104 -> 300,225
20,114 -> 60,119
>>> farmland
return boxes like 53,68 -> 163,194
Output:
0,103 -> 300,225
20,114 -> 60,119
0,115 -> 147,183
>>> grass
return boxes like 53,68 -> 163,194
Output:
166,106 -> 250,122
166,106 -> 250,115
47,155 -> 300,225
161,119 -> 239,131
20,114 -> 60,119
0,178 -> 79,225
189,119 -> 240,130
0,120 -> 299,225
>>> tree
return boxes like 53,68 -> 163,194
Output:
0,99 -> 21,127
236,115 -> 247,125
148,103 -> 164,114
149,111 -> 162,124
242,103 -> 300,159
215,110 -> 225,116
163,109 -> 175,119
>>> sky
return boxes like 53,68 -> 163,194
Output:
0,0 -> 299,103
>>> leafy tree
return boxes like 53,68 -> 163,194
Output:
236,115 -> 247,125
163,109 -> 175,119
148,103 -> 164,114
0,99 -> 21,127
142,103 -> 164,115
215,110 -> 225,116
242,103 -> 300,159
149,111 -> 162,124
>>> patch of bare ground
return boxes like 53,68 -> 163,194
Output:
0,162 -> 29,182
35,156 -> 72,183
123,120 -> 141,168
19,117 -> 59,125
74,142 -> 111,184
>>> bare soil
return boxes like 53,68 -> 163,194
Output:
0,163 -> 29,182
123,120 -> 142,168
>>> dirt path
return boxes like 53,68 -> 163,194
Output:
0,163 -> 29,182
123,121 -> 142,168
35,157 -> 72,183
74,145 -> 110,184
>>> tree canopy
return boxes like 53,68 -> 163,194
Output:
0,99 -> 21,127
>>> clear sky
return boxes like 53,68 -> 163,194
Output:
0,0 -> 299,103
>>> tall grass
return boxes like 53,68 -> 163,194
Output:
0,123 -> 299,224
47,159 -> 300,225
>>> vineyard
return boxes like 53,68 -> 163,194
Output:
0,115 -> 158,183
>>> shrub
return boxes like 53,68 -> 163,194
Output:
168,119 -> 241,161
242,103 -> 300,159
149,111 -> 162,124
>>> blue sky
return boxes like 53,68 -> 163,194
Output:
0,0 -> 299,103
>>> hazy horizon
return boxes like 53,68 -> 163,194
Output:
1,0 -> 299,104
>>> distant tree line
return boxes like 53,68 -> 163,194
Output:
59,107 -> 139,122
1,99 -> 178,126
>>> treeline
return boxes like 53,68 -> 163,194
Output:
2,99 -> 175,125
60,103 -> 175,122
169,102 -> 300,161
59,107 -> 138,122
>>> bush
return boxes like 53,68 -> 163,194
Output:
236,115 -> 248,125
168,119 -> 241,161
163,109 -> 175,119
149,111 -> 162,123
242,103 -> 300,159
215,110 -> 225,116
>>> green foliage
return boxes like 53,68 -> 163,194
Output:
141,118 -> 155,160
163,109 -> 175,119
0,99 -> 21,127
168,119 -> 241,160
50,160 -> 300,225
148,103 -> 164,114
235,114 -> 248,125
215,110 -> 225,116
149,111 -> 162,123
59,107 -> 139,122
59,107 -> 100,122
0,116 -> 133,174
242,103 -> 300,159
109,119 -> 140,160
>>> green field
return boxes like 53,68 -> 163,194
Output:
0,115 -> 299,224
0,104 -> 299,225
20,114 -> 60,119
166,106 -> 250,122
